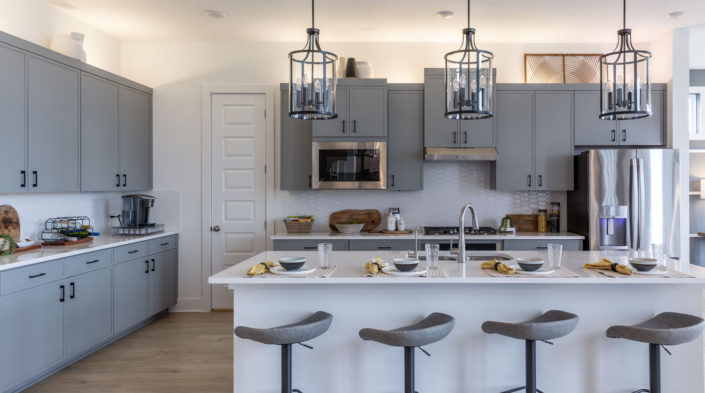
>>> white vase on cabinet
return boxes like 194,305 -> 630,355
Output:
50,32 -> 86,62
357,61 -> 374,78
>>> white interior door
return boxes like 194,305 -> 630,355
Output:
211,93 -> 266,309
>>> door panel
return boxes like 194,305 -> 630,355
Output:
81,74 -> 120,191
0,44 -> 27,193
349,86 -> 386,137
494,91 -> 535,190
113,258 -> 149,334
119,87 -> 152,191
211,94 -> 267,309
424,74 -> 459,147
65,268 -> 113,357
313,86 -> 348,137
280,87 -> 313,190
388,90 -> 424,190
149,250 -> 177,315
460,118 -> 494,147
621,91 -> 664,146
574,91 -> 619,146
535,91 -> 574,190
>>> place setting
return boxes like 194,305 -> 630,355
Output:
362,245 -> 449,278
244,244 -> 338,278
481,244 -> 579,278
583,258 -> 695,279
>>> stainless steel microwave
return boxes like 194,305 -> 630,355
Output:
312,141 -> 387,189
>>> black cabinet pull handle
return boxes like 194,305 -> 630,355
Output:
453,131 -> 457,144
70,282 -> 75,299
33,171 -> 38,187
60,285 -> 65,302
341,120 -> 345,133
128,250 -> 139,254
622,130 -> 626,142
86,259 -> 100,264
464,131 -> 468,144
123,174 -> 127,187
21,171 -> 26,187
391,175 -> 395,187
353,120 -> 356,133
377,246 -> 392,249
116,174 -> 121,187
538,175 -> 542,187
160,242 -> 169,246
527,175 -> 532,187
536,246 -> 548,250
29,273 -> 46,279
145,260 -> 149,273
303,246 -> 318,250
151,258 -> 156,272
611,130 -> 616,142
309,175 -> 312,188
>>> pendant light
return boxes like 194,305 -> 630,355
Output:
444,0 -> 493,120
288,0 -> 338,120
599,0 -> 652,120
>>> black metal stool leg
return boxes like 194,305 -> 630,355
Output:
649,343 -> 661,393
282,344 -> 293,393
404,347 -> 415,393
526,340 -> 537,393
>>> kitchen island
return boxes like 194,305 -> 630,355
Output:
210,250 -> 705,393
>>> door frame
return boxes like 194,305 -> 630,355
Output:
201,85 -> 275,311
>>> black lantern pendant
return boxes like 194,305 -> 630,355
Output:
288,0 -> 338,120
599,0 -> 652,120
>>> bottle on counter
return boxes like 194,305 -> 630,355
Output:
538,209 -> 548,232
551,202 -> 561,216
396,216 -> 406,231
549,214 -> 560,233
386,213 -> 397,231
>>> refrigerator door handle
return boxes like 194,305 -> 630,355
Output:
637,158 -> 646,251
629,158 -> 639,250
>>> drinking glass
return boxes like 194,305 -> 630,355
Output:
547,243 -> 563,269
651,243 -> 668,266
318,243 -> 333,269
425,243 -> 440,270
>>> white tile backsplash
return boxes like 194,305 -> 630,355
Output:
284,162 -> 567,231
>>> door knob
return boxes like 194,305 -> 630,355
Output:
212,226 -> 221,232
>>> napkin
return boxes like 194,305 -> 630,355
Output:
583,258 -> 633,276
480,259 -> 516,275
247,261 -> 275,276
364,257 -> 388,275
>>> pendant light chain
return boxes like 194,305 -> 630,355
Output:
623,0 -> 626,30
468,0 -> 471,29
312,0 -> 315,29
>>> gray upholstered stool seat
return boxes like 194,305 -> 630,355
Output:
359,312 -> 455,347
235,311 -> 333,345
481,310 -> 579,341
606,312 -> 705,346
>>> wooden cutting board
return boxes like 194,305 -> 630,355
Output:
506,214 -> 539,232
329,209 -> 381,231
0,205 -> 20,241
368,230 -> 413,235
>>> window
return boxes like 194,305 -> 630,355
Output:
690,93 -> 701,135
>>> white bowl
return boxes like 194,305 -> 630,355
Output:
279,257 -> 306,263
629,258 -> 658,265
334,223 -> 365,234
516,257 -> 544,264
16,240 -> 35,248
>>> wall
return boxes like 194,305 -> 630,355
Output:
121,40 -> 646,311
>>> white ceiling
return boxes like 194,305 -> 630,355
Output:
45,0 -> 705,43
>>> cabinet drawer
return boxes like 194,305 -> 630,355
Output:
349,240 -> 415,251
113,241 -> 149,264
272,240 -> 348,251
149,235 -> 177,254
503,240 -> 581,251
0,260 -> 64,296
64,249 -> 113,277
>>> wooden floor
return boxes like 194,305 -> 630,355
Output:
24,311 -> 233,393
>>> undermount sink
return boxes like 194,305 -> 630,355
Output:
418,256 -> 459,261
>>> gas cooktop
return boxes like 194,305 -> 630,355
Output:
423,226 -> 498,236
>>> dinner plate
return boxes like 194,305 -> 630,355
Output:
269,265 -> 317,275
630,265 -> 668,275
382,266 -> 428,276
509,265 -> 555,275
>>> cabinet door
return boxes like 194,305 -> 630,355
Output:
0,44 -> 27,193
280,89 -> 313,190
494,91 -> 535,190
574,91 -> 619,146
81,74 -> 120,191
313,86 -> 348,137
460,117 -> 494,147
113,258 -> 149,334
535,91 -> 574,191
620,90 -> 664,146
349,85 -> 387,137
119,86 -> 152,191
388,90 -> 424,191
148,249 -> 177,315
65,268 -> 113,357
1,282 -> 65,390
28,56 -> 80,192
424,74 -> 459,147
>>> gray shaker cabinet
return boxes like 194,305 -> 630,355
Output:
493,91 -> 535,190
28,55 -> 80,192
349,85 -> 387,137
279,84 -> 313,190
119,86 -> 152,191
0,44 -> 27,193
64,268 -> 113,358
620,90 -> 664,146
81,73 -> 120,191
424,71 -> 459,147
148,249 -> 177,316
313,86 -> 349,137
113,257 -> 150,334
535,91 -> 574,191
574,91 -> 619,146
388,85 -> 424,190
460,117 -> 495,147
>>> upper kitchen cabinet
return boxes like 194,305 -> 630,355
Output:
388,84 -> 424,191
28,56 -> 80,193
280,84 -> 313,190
81,74 -> 120,191
0,43 -> 27,193
424,68 -> 495,148
119,87 -> 153,191
534,91 -> 574,190
313,79 -> 387,139
574,85 -> 666,147
493,91 -> 535,191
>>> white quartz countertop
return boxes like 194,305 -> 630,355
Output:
0,230 -> 180,272
209,250 -> 705,285
271,231 -> 584,240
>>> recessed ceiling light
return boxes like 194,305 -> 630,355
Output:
204,10 -> 228,19
665,11 -> 688,19
436,11 -> 455,19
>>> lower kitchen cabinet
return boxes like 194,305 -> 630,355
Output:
113,258 -> 150,334
148,250 -> 177,316
65,268 -> 113,358
388,85 -> 424,190
349,240 -> 415,251
503,239 -> 581,251
273,240 -> 348,251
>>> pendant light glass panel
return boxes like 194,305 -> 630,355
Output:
289,28 -> 338,120
444,28 -> 493,120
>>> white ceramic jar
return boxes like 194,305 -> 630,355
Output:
357,61 -> 374,78
50,32 -> 86,62
386,213 -> 397,231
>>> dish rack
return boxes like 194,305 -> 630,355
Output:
41,216 -> 94,242
112,224 -> 165,236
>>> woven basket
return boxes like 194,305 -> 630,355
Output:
284,219 -> 315,234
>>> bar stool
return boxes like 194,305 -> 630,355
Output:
606,312 -> 705,393
359,312 -> 455,393
235,311 -> 333,393
481,310 -> 579,393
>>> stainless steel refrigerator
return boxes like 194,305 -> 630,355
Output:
567,149 -> 680,258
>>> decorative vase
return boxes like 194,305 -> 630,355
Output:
337,57 -> 347,79
357,61 -> 373,78
50,32 -> 86,62
345,58 -> 358,78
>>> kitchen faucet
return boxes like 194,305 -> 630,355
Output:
408,225 -> 424,259
456,203 -> 480,263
